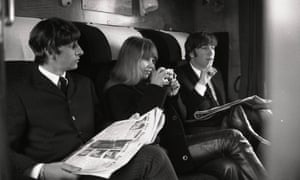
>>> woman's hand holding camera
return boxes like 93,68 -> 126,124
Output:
150,67 -> 180,96
150,67 -> 170,87
167,78 -> 180,96
164,68 -> 180,96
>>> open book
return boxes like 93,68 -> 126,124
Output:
193,95 -> 272,121
64,107 -> 165,179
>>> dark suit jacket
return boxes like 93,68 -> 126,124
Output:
176,62 -> 227,129
7,65 -> 101,178
104,82 -> 195,174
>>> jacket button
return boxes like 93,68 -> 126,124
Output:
172,115 -> 177,121
182,155 -> 188,161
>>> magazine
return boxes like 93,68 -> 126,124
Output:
193,95 -> 272,121
64,107 -> 165,179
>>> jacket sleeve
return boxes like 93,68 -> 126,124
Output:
6,87 -> 37,175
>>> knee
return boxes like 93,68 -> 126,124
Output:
222,129 -> 252,148
138,145 -> 168,165
201,158 -> 239,180
224,129 -> 246,141
218,159 -> 239,179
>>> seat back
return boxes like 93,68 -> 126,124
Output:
90,24 -> 143,60
4,17 -> 41,87
214,32 -> 229,97
137,29 -> 182,69
5,61 -> 36,87
4,17 -> 41,61
72,22 -> 112,81
160,30 -> 190,61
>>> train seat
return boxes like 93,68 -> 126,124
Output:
89,23 -> 143,61
160,30 -> 190,61
213,32 -> 230,96
137,29 -> 183,68
4,16 -> 41,62
72,22 -> 112,81
4,17 -> 41,86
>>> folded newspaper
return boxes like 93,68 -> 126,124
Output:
193,95 -> 272,121
64,107 -> 165,179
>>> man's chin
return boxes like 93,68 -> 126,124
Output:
69,64 -> 78,71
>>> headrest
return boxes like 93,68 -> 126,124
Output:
89,23 -> 142,60
70,22 -> 113,80
137,29 -> 182,68
213,32 -> 229,91
160,30 -> 189,60
4,17 -> 41,61
73,22 -> 112,64
5,61 -> 35,86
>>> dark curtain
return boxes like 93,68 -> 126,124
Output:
238,0 -> 267,98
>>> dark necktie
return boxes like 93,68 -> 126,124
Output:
58,76 -> 68,95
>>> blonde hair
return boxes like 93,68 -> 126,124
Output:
105,36 -> 158,89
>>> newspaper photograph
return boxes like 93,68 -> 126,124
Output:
64,107 -> 165,179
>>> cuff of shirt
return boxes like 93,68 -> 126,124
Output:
29,163 -> 45,179
194,82 -> 206,96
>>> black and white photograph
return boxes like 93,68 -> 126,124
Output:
1,0 -> 300,180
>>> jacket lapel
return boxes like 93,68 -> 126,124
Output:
210,73 -> 226,104
180,63 -> 199,92
31,67 -> 64,97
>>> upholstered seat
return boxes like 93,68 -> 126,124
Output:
137,29 -> 183,68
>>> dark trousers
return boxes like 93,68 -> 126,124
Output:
187,129 -> 268,180
81,144 -> 178,180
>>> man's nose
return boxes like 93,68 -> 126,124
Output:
208,47 -> 214,56
77,45 -> 84,56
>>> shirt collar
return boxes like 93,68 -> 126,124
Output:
38,66 -> 66,86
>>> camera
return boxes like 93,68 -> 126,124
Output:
164,69 -> 176,84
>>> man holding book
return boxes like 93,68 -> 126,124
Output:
6,17 -> 179,180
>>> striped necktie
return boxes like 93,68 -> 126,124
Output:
207,81 -> 219,106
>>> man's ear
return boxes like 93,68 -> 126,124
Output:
44,48 -> 56,60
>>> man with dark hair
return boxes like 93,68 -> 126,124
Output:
7,17 -> 178,180
176,32 -> 224,132
174,31 -> 270,180
176,32 -> 269,147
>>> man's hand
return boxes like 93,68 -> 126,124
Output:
41,162 -> 81,180
199,67 -> 217,85
129,113 -> 140,120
